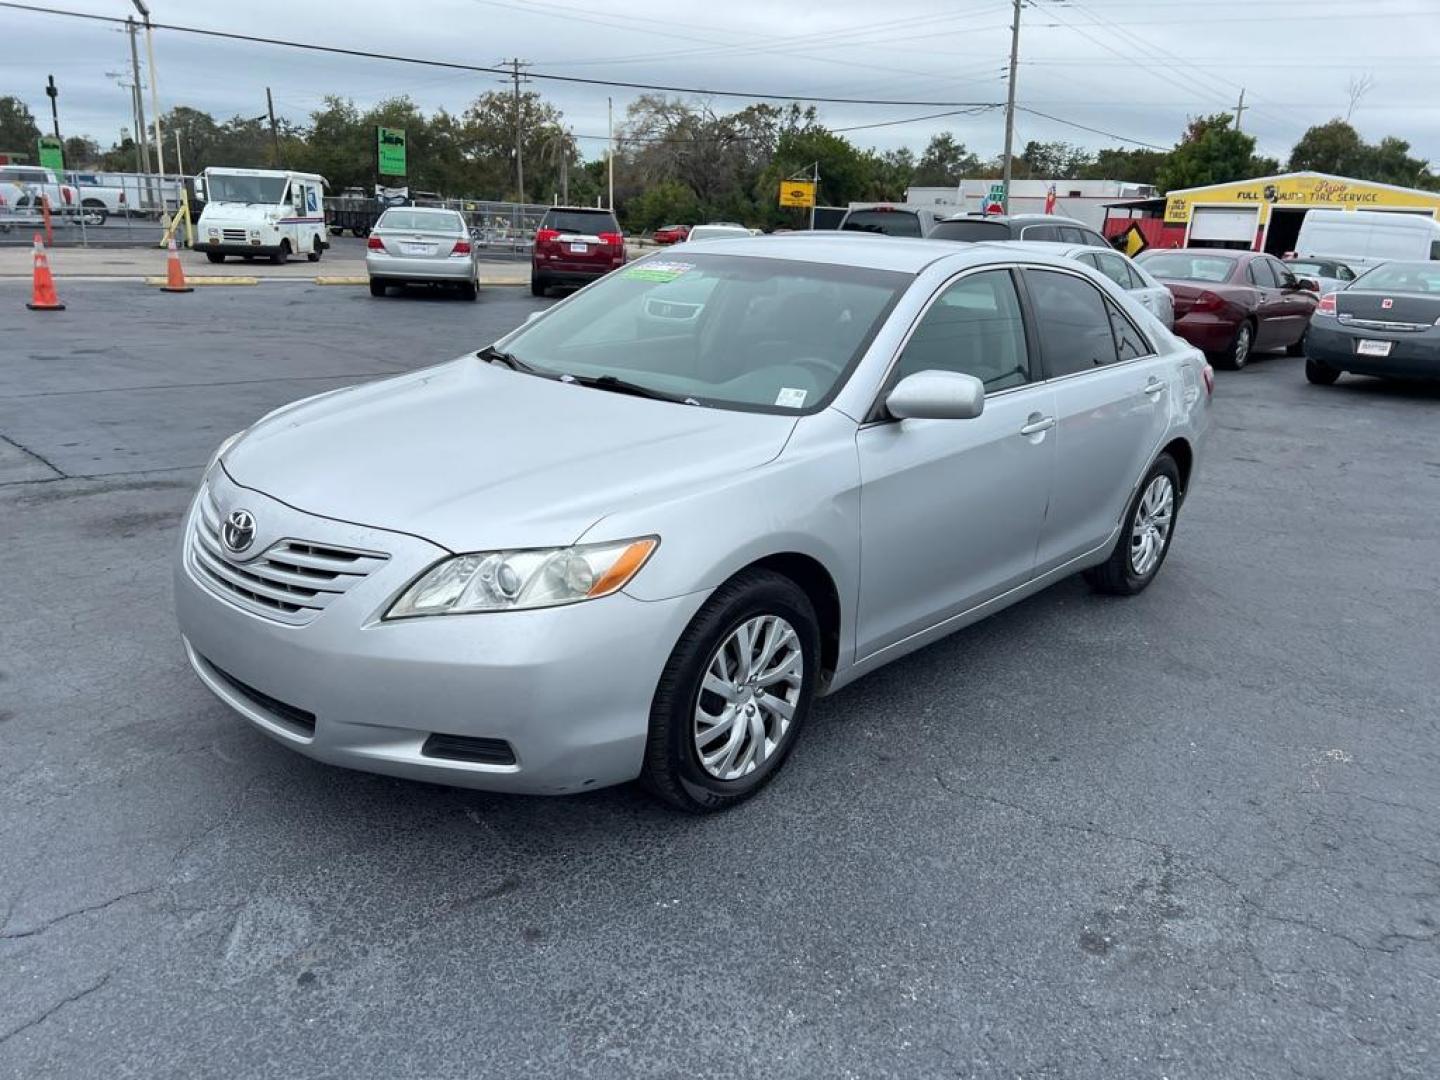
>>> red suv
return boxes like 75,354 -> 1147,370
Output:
531,207 -> 625,296
652,224 -> 690,245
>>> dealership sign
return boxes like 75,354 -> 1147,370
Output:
778,179 -> 816,208
1164,173 -> 1440,225
377,126 -> 407,177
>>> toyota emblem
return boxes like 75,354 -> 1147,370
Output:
222,509 -> 257,553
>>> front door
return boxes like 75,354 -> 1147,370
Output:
856,268 -> 1056,658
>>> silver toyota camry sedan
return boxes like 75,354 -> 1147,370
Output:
175,236 -> 1213,812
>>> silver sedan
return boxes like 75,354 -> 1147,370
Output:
176,236 -> 1213,812
365,207 -> 480,299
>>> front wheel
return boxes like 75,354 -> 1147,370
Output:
270,240 -> 290,265
1084,454 -> 1181,597
642,569 -> 819,813
1305,356 -> 1341,385
205,251 -> 225,264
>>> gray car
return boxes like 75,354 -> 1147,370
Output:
175,236 -> 1213,812
366,207 -> 480,299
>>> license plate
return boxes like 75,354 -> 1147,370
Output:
1357,340 -> 1392,357
569,242 -> 588,253
401,242 -> 431,256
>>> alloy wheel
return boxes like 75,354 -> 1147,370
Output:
1130,474 -> 1175,577
1233,325 -> 1251,368
693,614 -> 804,781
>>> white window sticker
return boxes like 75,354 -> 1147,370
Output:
775,387 -> 808,408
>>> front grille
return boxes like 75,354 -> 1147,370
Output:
204,656 -> 316,736
222,228 -> 247,242
188,489 -> 388,625
422,733 -> 517,766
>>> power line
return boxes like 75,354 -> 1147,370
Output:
1014,106 -> 1168,151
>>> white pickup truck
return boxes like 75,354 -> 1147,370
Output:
0,165 -> 84,228
65,172 -> 130,224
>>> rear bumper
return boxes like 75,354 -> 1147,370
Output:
1172,313 -> 1240,354
1306,322 -> 1440,379
366,252 -> 474,282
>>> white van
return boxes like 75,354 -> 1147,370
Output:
1295,209 -> 1440,265
196,167 -> 328,264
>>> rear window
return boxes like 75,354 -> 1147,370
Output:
1350,262 -> 1440,294
543,209 -> 620,235
376,209 -> 463,232
841,209 -> 924,238
1139,253 -> 1236,283
930,219 -> 1013,242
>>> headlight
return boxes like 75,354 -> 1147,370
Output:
206,430 -> 243,473
386,537 -> 658,618
249,228 -> 261,238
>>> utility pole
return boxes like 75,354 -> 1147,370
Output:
502,58 -> 530,204
266,87 -> 282,167
1232,87 -> 1247,132
132,0 -> 166,181
1000,0 -> 1022,212
45,75 -> 60,140
607,96 -> 614,211
125,17 -> 151,176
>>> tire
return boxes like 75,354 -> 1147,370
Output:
530,275 -> 547,298
1286,327 -> 1307,357
1305,355 -> 1341,385
641,569 -> 820,813
270,240 -> 290,265
328,226 -> 342,236
460,279 -> 478,301
307,237 -> 322,263
81,201 -> 108,226
1212,321 -> 1253,370
206,251 -> 225,264
1083,453 -> 1181,597
368,278 -> 387,298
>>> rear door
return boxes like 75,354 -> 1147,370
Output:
1021,267 -> 1172,572
1246,257 -> 1285,348
1267,258 -> 1316,345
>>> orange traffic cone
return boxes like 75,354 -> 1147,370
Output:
26,234 -> 65,311
161,236 -> 193,293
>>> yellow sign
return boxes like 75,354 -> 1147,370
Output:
1164,173 -> 1440,226
1120,224 -> 1149,257
779,179 -> 816,208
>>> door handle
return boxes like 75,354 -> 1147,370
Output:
1019,415 -> 1056,436
1143,378 -> 1166,396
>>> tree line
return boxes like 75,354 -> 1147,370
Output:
1,92 -> 1434,231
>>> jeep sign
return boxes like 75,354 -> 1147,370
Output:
377,126 -> 407,177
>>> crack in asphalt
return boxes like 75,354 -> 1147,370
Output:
0,885 -> 161,941
0,969 -> 113,1046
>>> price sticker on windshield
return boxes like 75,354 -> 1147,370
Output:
775,387 -> 808,409
623,261 -> 694,283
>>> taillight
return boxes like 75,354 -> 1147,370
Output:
1202,362 -> 1215,397
599,231 -> 622,247
366,235 -> 383,250
450,239 -> 471,256
1315,292 -> 1337,316
1192,290 -> 1224,313
536,228 -> 560,244
62,187 -> 73,205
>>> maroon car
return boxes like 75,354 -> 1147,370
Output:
531,206 -> 626,297
652,224 -> 690,245
1136,249 -> 1318,369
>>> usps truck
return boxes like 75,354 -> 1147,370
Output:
196,167 -> 329,264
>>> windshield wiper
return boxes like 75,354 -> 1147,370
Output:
476,344 -> 536,373
562,373 -> 699,406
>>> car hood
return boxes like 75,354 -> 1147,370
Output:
223,356 -> 798,552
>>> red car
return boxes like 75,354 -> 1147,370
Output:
531,206 -> 626,297
1135,249 -> 1318,369
652,224 -> 690,245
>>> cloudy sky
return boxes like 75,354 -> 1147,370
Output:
4,0 -> 1436,168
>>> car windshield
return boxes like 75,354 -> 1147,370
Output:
1350,262 -> 1440,294
377,209 -> 463,233
929,220 -> 1012,241
545,210 -> 619,234
206,174 -> 288,204
841,210 -> 923,238
1140,253 -> 1236,282
499,253 -> 906,414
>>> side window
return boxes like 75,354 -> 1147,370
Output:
1057,226 -> 1088,244
1107,299 -> 1149,361
1021,224 -> 1059,242
1023,269 -> 1119,376
1073,252 -> 1100,271
1092,253 -> 1132,289
1272,260 -> 1297,288
1121,260 -> 1146,289
1338,265 -> 1356,281
1081,229 -> 1110,248
1247,259 -> 1277,287
894,270 -> 1030,392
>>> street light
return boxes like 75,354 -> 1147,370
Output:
131,0 -> 166,181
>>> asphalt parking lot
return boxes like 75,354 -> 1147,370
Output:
3,281 -> 1438,1079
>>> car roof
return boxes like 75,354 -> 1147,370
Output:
937,212 -> 1090,227
975,239 -> 1119,258
672,233 -> 1084,275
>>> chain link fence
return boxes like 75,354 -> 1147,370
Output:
0,169 -> 189,247
325,196 -> 554,259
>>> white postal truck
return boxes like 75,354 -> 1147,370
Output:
196,168 -> 328,264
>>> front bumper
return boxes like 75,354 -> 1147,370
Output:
366,252 -> 475,282
201,241 -> 284,256
1306,321 -> 1440,380
173,470 -> 708,794
1172,312 -> 1240,354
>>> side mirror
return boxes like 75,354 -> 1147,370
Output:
886,370 -> 985,421
1296,277 -> 1319,293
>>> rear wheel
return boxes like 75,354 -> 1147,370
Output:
530,275 -> 547,298
307,236 -> 322,263
80,201 -> 108,226
1212,321 -> 1253,370
1305,356 -> 1341,385
460,279 -> 478,301
1084,454 -> 1181,597
368,278 -> 387,298
641,569 -> 819,813
206,251 -> 225,264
